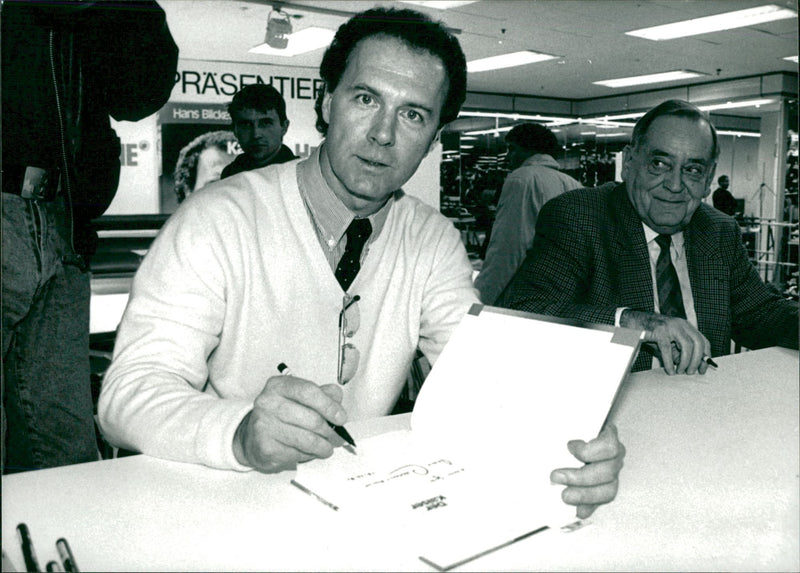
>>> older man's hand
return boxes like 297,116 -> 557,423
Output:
550,424 -> 625,519
621,309 -> 711,375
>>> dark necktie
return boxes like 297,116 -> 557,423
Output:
335,218 -> 372,290
655,234 -> 686,319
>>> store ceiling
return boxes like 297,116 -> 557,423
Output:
160,0 -> 797,113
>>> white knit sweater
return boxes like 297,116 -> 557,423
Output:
98,160 -> 478,470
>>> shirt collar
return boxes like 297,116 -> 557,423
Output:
642,223 -> 685,258
520,154 -> 559,169
296,144 -> 392,246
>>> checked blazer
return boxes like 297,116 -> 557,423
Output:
499,182 -> 799,372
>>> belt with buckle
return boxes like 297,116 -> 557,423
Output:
2,165 -> 61,201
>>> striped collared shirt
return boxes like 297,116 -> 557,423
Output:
296,144 -> 392,271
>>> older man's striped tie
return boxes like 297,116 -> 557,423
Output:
655,233 -> 686,319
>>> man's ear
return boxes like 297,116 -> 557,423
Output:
620,145 -> 634,181
703,162 -> 718,198
425,128 -> 443,157
281,119 -> 290,137
321,88 -> 332,126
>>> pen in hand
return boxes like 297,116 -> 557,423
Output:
276,363 -> 357,449
665,342 -> 719,370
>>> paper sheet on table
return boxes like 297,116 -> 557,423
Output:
293,305 -> 643,570
292,429 -> 558,570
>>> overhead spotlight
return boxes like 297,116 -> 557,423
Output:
266,9 -> 292,49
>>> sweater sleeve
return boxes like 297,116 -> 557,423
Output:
97,198 -> 253,471
417,218 -> 480,365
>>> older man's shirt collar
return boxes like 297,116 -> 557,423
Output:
642,224 -> 685,260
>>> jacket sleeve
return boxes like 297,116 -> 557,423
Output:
726,224 -> 799,350
475,175 -> 537,305
498,196 -> 619,326
82,0 -> 179,121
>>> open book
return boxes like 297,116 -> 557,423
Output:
293,305 -> 643,570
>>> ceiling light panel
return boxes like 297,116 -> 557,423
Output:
467,50 -> 559,73
400,1 -> 479,8
717,130 -> 761,138
464,126 -> 516,136
587,99 -> 776,123
593,70 -> 707,88
458,111 -> 573,124
626,4 -> 797,41
699,98 -> 775,111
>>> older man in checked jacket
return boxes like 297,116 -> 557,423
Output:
499,100 -> 798,374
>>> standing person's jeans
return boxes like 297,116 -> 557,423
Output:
2,192 -> 97,473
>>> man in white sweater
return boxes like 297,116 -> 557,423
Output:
99,7 -> 624,519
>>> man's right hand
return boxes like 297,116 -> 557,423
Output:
232,374 -> 347,473
620,309 -> 711,375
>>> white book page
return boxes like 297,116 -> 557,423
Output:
293,307 -> 642,569
293,430 -> 559,569
412,309 -> 638,472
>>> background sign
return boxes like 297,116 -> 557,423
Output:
106,59 -> 439,215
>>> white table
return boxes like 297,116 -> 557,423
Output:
3,347 -> 798,571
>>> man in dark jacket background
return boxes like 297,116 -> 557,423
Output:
712,175 -> 737,216
1,0 -> 178,472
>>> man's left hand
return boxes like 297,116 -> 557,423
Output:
550,424 -> 625,518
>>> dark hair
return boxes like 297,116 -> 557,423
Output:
228,84 -> 288,124
314,7 -> 466,135
718,175 -> 729,184
505,123 -> 559,157
174,130 -> 237,203
631,99 -> 719,160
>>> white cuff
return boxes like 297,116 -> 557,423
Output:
614,307 -> 629,328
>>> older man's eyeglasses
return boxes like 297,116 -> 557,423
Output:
338,294 -> 361,385
646,156 -> 711,183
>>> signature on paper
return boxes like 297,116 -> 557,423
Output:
357,459 -> 465,489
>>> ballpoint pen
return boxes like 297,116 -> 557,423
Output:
276,363 -> 357,449
56,538 -> 78,573
664,342 -> 719,370
17,523 -> 40,573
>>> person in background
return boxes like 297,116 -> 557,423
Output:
99,7 -> 624,519
712,175 -> 737,216
174,131 -> 238,203
475,123 -> 581,305
1,0 -> 178,473
500,99 -> 799,375
220,84 -> 296,179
